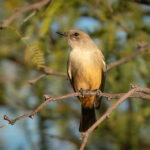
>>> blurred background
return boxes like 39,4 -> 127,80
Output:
0,0 -> 150,150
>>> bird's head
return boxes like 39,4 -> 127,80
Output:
57,29 -> 96,49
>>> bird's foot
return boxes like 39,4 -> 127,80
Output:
96,89 -> 102,97
79,88 -> 89,98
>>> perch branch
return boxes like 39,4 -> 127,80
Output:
3,87 -> 150,125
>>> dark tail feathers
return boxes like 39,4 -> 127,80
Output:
79,106 -> 96,132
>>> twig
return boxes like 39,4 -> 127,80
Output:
44,67 -> 67,78
28,74 -> 47,85
79,86 -> 149,150
0,0 -> 51,29
3,88 -> 150,125
21,10 -> 37,24
28,67 -> 67,85
107,42 -> 150,70
102,92 -> 150,100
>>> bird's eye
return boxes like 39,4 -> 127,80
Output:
74,32 -> 79,36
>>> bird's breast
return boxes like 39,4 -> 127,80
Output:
69,49 -> 102,91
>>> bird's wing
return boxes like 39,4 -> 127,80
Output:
94,65 -> 106,109
67,58 -> 75,91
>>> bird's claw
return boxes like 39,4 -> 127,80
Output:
79,88 -> 88,98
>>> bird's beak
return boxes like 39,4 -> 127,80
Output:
56,31 -> 67,37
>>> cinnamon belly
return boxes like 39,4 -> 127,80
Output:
73,65 -> 102,108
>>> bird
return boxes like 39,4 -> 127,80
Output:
56,29 -> 106,132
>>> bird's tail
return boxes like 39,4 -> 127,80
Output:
79,105 -> 96,132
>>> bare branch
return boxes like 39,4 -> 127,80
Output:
28,67 -> 68,85
28,74 -> 47,85
0,0 -> 51,29
107,42 -> 150,70
79,86 -> 150,150
44,67 -> 67,78
21,10 -> 37,24
28,67 -> 67,85
3,87 -> 150,126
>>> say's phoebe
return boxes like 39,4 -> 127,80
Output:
57,29 -> 106,132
